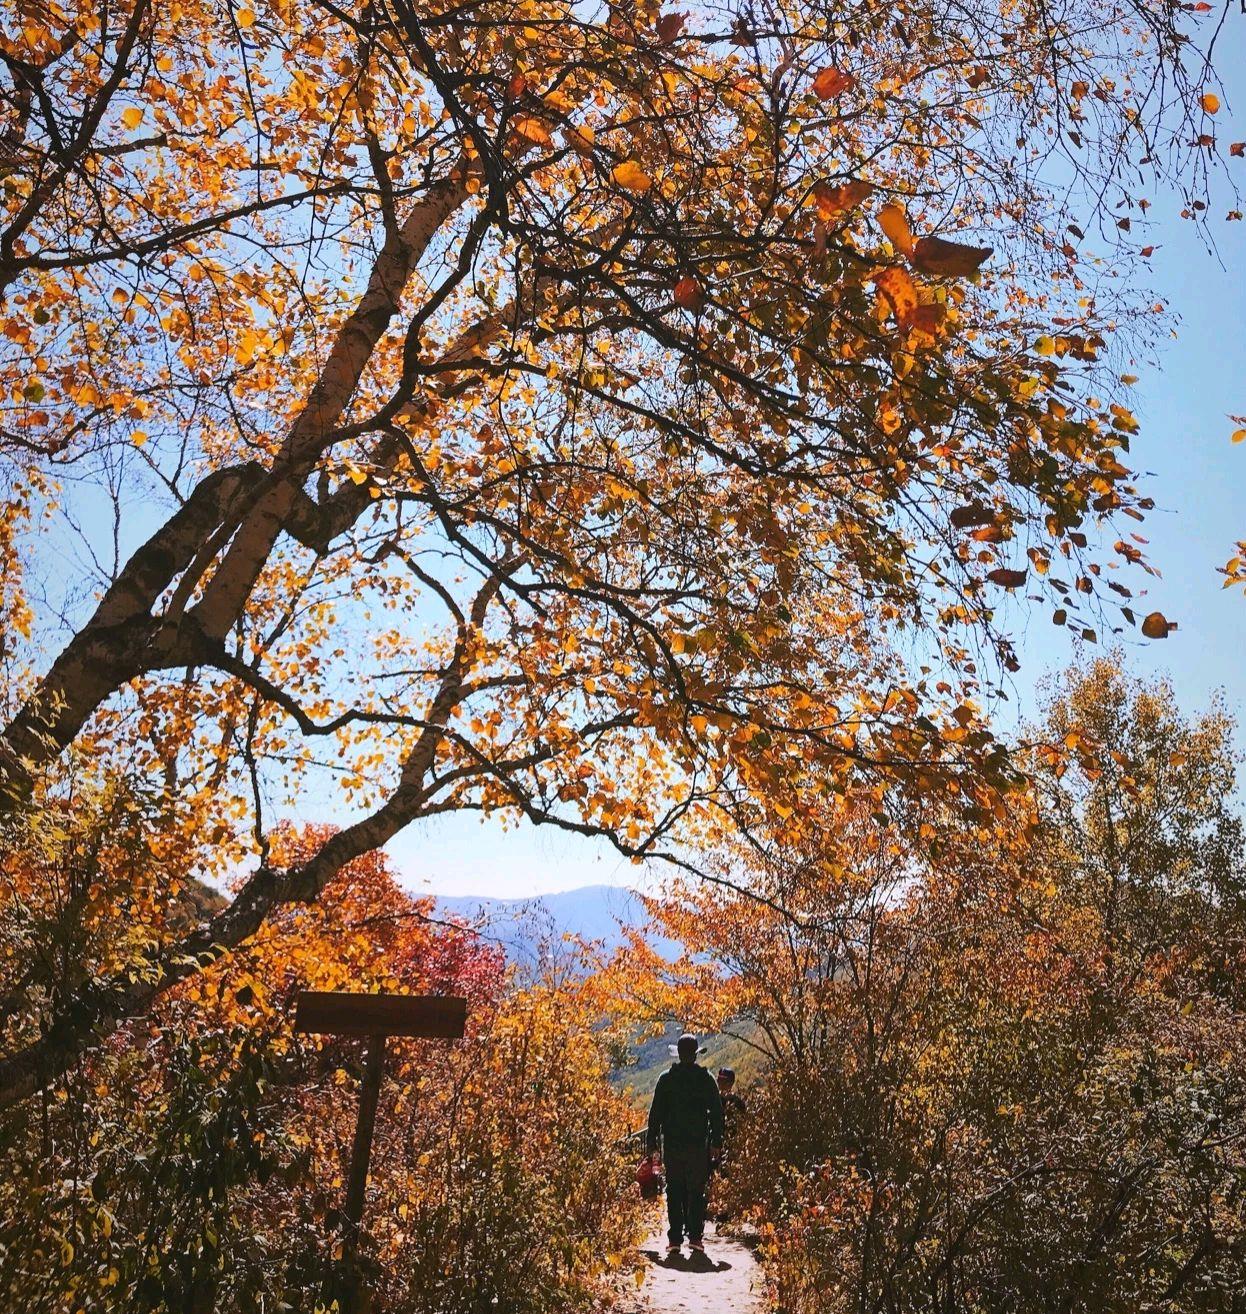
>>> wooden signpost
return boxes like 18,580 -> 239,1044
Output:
293,991 -> 468,1308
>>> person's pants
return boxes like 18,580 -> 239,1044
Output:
664,1143 -> 709,1245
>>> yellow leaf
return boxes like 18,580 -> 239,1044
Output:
121,106 -> 144,130
612,160 -> 652,193
1035,335 -> 1055,356
237,6 -> 256,25
131,429 -> 149,446
1232,428 -> 1246,444
876,203 -> 913,256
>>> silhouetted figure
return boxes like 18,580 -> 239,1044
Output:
647,1033 -> 723,1254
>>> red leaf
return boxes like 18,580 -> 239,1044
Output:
673,275 -> 704,311
987,568 -> 1028,588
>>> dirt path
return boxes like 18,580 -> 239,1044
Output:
614,1220 -> 766,1313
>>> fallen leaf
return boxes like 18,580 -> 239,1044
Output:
812,67 -> 855,100
911,235 -> 992,277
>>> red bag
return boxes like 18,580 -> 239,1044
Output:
636,1153 -> 665,1200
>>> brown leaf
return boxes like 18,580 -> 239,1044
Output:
950,503 -> 994,529
655,12 -> 685,42
1141,610 -> 1174,639
1230,142 -> 1245,157
911,235 -> 992,277
966,66 -> 989,89
812,67 -> 855,100
987,567 -> 1028,588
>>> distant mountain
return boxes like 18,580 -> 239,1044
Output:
433,884 -> 679,965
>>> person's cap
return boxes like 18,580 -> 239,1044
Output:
669,1033 -> 707,1058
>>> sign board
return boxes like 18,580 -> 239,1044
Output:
294,991 -> 468,1039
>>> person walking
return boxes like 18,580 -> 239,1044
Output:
710,1067 -> 746,1222
646,1033 -> 723,1256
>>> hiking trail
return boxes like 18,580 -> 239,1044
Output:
614,1220 -> 765,1313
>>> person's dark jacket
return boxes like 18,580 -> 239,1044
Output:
647,1061 -> 724,1155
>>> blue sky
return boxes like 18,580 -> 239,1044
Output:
398,27 -> 1246,898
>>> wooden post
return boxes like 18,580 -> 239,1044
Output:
292,992 -> 468,1312
341,1034 -> 386,1253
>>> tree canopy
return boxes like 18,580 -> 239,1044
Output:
0,0 -> 1232,1109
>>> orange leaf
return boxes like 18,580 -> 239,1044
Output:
876,203 -> 914,256
910,234 -> 992,277
900,302 -> 947,335
813,179 -> 873,220
875,266 -> 918,323
1230,142 -> 1245,157
511,116 -> 551,146
966,66 -> 988,89
1200,92 -> 1220,114
612,160 -> 652,192
812,67 -> 855,100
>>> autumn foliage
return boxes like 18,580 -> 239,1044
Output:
631,659 -> 1246,1310
0,820 -> 642,1311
